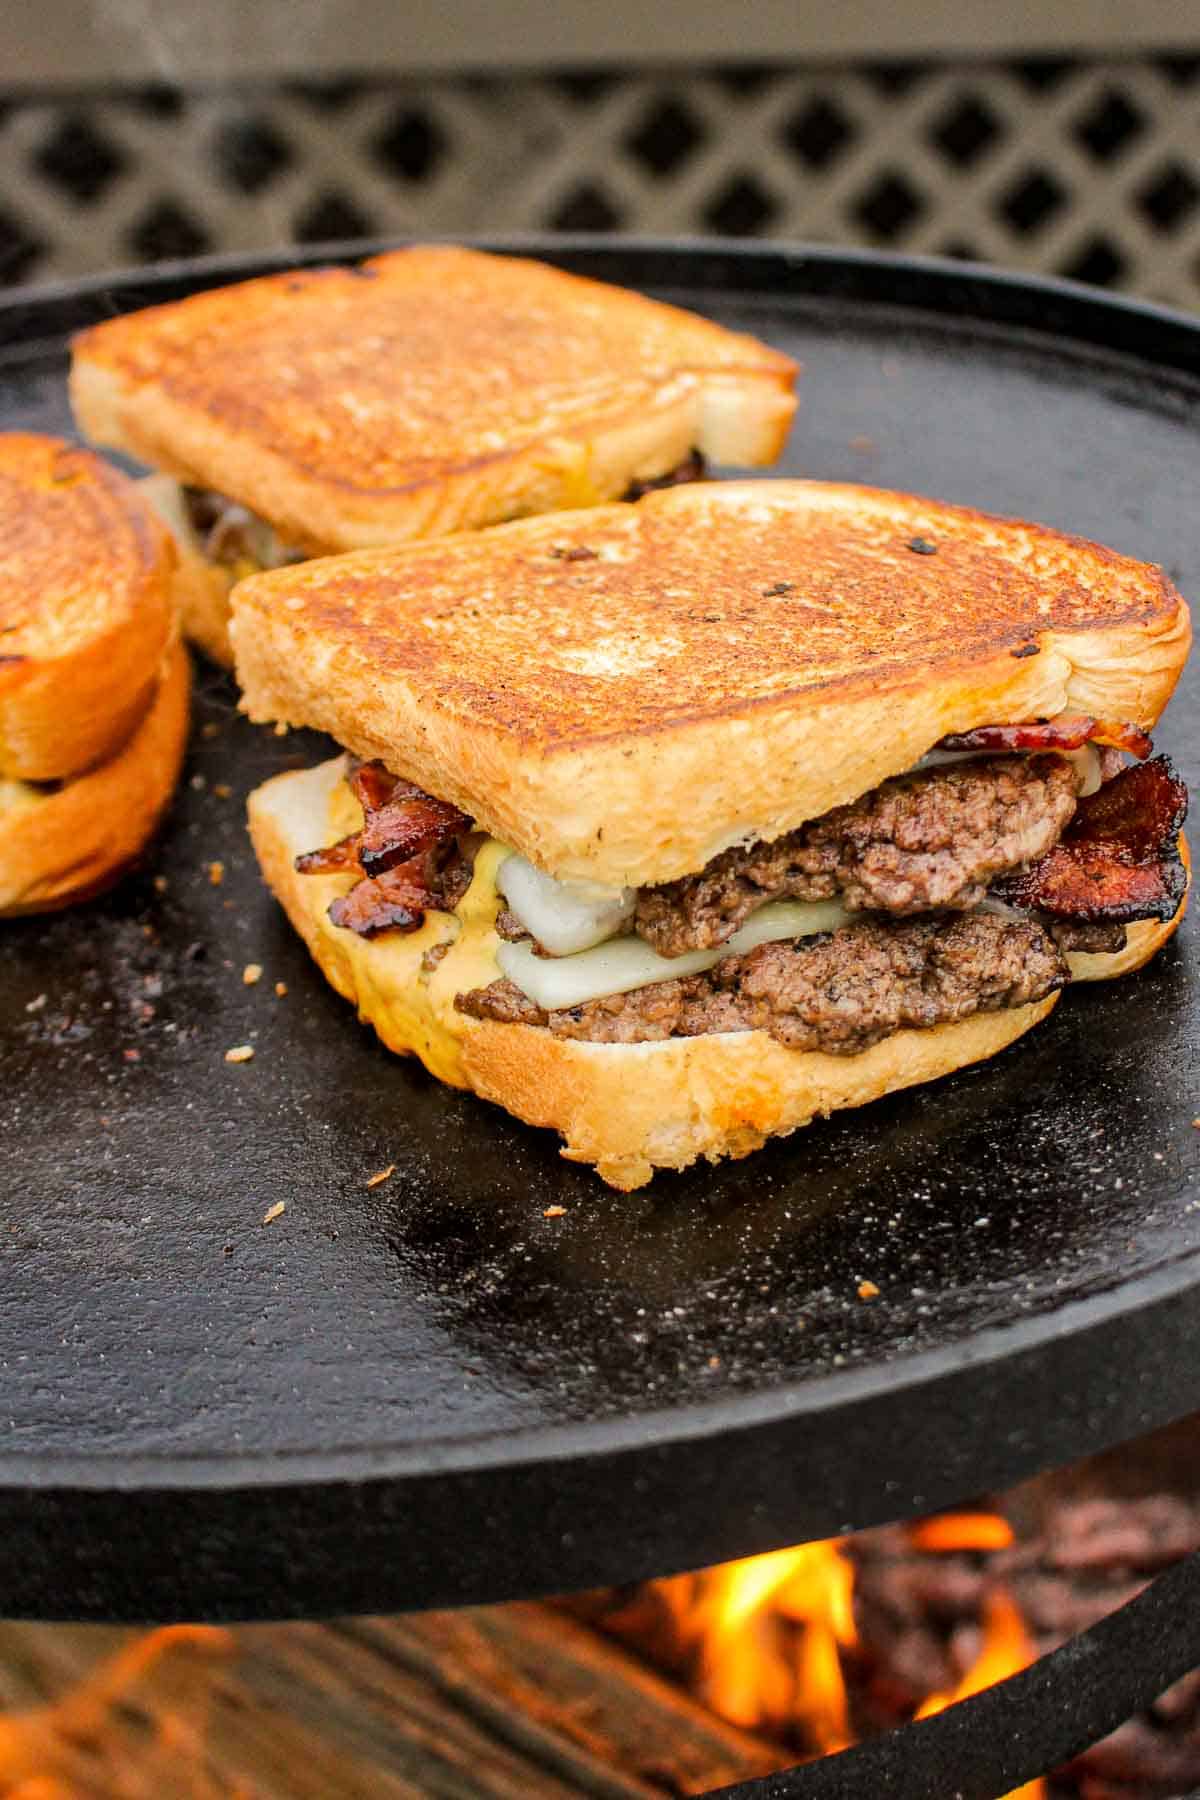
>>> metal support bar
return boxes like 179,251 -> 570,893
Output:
708,1551 -> 1200,1800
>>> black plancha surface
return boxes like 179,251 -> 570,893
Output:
1,242 -> 1199,1621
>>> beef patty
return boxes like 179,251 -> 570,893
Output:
636,754 -> 1081,956
458,912 -> 1067,1055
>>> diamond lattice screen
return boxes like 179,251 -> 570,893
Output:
1,58 -> 1199,304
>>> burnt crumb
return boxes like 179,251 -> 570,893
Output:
907,537 -> 938,555
1010,643 -> 1041,659
183,940 -> 208,963
0,654 -> 26,667
550,545 -> 599,561
763,581 -> 795,596
420,940 -> 452,972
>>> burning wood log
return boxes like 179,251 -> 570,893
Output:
0,1602 -> 783,1799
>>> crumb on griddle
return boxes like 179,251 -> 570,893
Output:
365,1165 -> 396,1189
242,963 -> 263,986
224,1044 -> 255,1064
262,1201 -> 286,1226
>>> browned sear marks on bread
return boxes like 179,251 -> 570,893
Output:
72,248 -> 793,497
232,483 -> 1184,753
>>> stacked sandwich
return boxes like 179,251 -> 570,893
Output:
229,480 -> 1191,1188
70,245 -> 798,666
65,249 -> 1190,1188
0,434 -> 189,916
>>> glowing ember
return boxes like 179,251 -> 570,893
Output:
619,1512 -> 1047,1796
909,1511 -> 1014,1553
0,1625 -> 235,1798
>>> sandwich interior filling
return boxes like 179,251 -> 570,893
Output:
145,453 -> 711,578
295,715 -> 1187,1059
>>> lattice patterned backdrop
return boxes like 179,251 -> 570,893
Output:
2,57 -> 1199,304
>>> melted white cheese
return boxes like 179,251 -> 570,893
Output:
496,853 -> 635,955
497,897 -> 851,1010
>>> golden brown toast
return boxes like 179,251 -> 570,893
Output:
69,246 -> 797,556
0,641 -> 190,915
232,479 -> 1191,888
0,434 -> 178,781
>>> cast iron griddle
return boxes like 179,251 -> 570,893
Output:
1,241 -> 1199,1623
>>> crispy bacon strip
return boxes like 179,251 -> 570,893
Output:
295,760 -> 470,937
294,834 -> 359,875
937,715 -> 1152,759
328,867 -> 433,937
993,753 -> 1188,923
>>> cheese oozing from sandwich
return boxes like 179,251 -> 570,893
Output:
496,854 -> 635,955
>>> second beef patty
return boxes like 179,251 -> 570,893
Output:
459,911 -> 1072,1054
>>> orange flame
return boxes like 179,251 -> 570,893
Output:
918,1588 -> 1046,1800
630,1512 -> 1046,1797
0,1625 -> 239,1799
644,1540 -> 858,1747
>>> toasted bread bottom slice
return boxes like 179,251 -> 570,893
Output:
247,757 -> 1182,1189
0,642 -> 190,916
172,537 -> 237,668
137,474 -> 241,668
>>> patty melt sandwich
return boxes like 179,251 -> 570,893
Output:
0,433 -> 189,915
232,480 -> 1191,1189
69,246 -> 797,666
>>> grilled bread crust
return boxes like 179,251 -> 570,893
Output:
248,757 -> 1186,1189
0,642 -> 190,916
232,479 -> 1191,888
0,434 -> 178,781
69,245 -> 797,556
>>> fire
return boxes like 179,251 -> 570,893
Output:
648,1541 -> 859,1745
620,1512 -> 1047,1796
0,1625 -> 238,1799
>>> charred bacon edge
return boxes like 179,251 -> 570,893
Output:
295,760 -> 470,938
937,715 -> 1152,759
993,753 -> 1188,925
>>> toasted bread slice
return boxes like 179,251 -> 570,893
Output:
249,755 -> 1084,1189
70,245 -> 797,558
232,479 -> 1191,888
0,642 -> 190,916
0,435 -> 178,781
